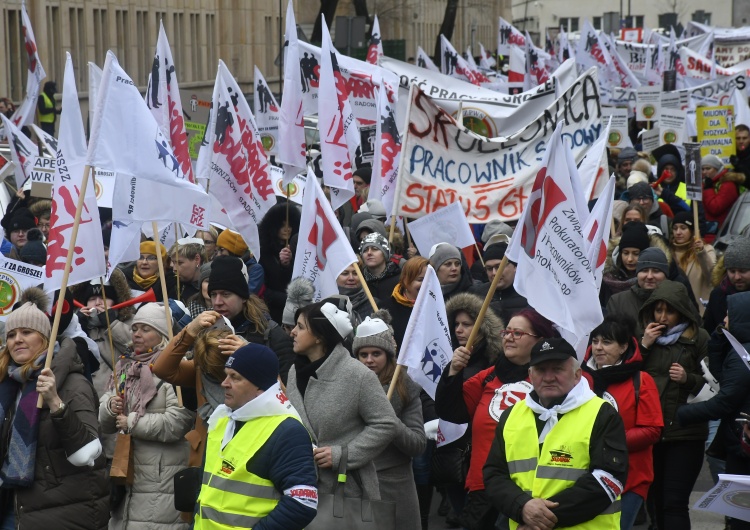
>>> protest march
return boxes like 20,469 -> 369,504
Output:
5,2 -> 750,529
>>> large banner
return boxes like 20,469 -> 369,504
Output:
395,68 -> 602,223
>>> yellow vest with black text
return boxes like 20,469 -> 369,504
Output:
39,92 -> 55,123
195,413 -> 296,529
504,398 -> 620,530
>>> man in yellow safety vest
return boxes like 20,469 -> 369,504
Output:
483,338 -> 628,530
37,81 -> 60,136
195,343 -> 318,530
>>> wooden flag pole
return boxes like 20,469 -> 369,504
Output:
174,223 -> 181,300
353,262 -> 379,313
465,255 -> 508,350
285,184 -> 291,247
99,277 -> 119,394
386,364 -> 403,400
474,242 -> 486,268
692,200 -> 701,240
151,221 -> 183,406
37,165 -> 92,407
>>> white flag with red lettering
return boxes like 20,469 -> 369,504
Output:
8,2 -> 46,130
45,53 -> 106,291
583,175 -> 615,291
416,46 -> 440,72
292,169 -> 357,302
319,16 -> 359,210
278,0 -> 307,181
146,20 -> 194,182
0,114 -> 36,187
396,265 -> 467,447
371,85 -> 401,217
197,60 -> 276,259
440,35 -> 481,86
366,15 -> 384,65
253,66 -> 280,156
86,51 -> 210,233
478,43 -> 496,69
506,123 -> 602,358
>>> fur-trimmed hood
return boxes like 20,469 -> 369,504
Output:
258,201 -> 301,255
445,292 -> 504,364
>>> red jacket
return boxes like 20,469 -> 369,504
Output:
582,339 -> 663,499
462,367 -> 532,492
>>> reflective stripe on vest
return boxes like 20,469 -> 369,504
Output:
195,413 -> 297,530
504,398 -> 620,530
39,93 -> 55,123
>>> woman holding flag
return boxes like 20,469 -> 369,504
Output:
435,308 -> 556,530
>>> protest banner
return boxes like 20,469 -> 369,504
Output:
659,108 -> 687,146
697,105 -> 736,165
29,155 -> 54,198
0,257 -> 44,320
694,474 -> 750,522
394,68 -> 603,223
269,165 -> 306,206
684,143 -> 703,202
601,107 -> 630,148
636,85 -> 661,121
407,201 -> 476,256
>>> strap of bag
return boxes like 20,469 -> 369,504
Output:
334,446 -> 348,518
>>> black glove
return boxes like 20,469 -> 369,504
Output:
704,177 -> 715,190
95,309 -> 119,327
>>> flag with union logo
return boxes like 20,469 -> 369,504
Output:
396,265 -> 467,446
292,169 -> 358,301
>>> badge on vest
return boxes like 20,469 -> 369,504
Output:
220,458 -> 236,476
549,445 -> 574,466
602,391 -> 618,411
488,381 -> 533,422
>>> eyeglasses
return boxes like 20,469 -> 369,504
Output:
38,223 -> 50,230
500,329 -> 538,340
485,264 -> 501,273
138,255 -> 158,262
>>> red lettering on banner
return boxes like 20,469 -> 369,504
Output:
347,73 -> 375,99
402,182 -> 528,222
190,204 -> 206,226
407,91 -> 452,148
276,391 -> 289,404
380,133 -> 399,176
46,185 -> 93,277
168,98 -> 193,181
308,199 -> 337,270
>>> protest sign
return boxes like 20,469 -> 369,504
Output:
93,168 -> 116,208
601,107 -> 630,148
659,109 -> 687,146
0,257 -> 44,320
407,201 -> 476,256
253,66 -> 280,155
694,474 -> 750,522
641,128 -> 661,152
636,86 -> 661,121
684,143 -> 703,201
395,68 -> 603,223
30,156 -> 55,198
697,106 -> 736,165
180,91 -> 211,160
269,165 -> 306,205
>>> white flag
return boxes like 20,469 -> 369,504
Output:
576,20 -> 619,91
277,0 -> 307,180
583,175 -> 615,291
497,17 -> 526,57
8,2 -> 46,130
366,15 -> 384,65
440,35 -> 481,86
29,124 -> 58,157
292,169 -> 357,302
407,202 -> 475,257
478,42 -> 496,69
371,85 -> 401,218
106,220 -> 141,280
416,46 -> 440,72
506,123 -> 603,358
86,51 -> 210,233
723,329 -> 750,371
253,66 -> 280,156
319,15 -> 358,210
580,118 -> 614,201
146,20 -> 194,182
45,53 -> 106,291
0,114 -> 36,187
88,62 -> 103,125
732,87 -> 750,130
198,60 -> 276,258
396,265 -> 467,447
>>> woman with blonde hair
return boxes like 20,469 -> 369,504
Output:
121,240 -> 178,301
669,211 -> 716,316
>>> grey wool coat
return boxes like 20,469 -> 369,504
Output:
286,344 -> 399,501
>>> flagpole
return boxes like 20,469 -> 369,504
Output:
151,221 -> 183,406
285,184 -> 291,247
404,218 -> 414,251
465,255 -> 508,350
474,242 -> 486,268
37,165 -> 92,408
99,277 -> 119,396
174,223 -> 181,300
386,364 -> 403,400
389,83 -> 416,245
354,262 -> 379,313
692,201 -> 701,240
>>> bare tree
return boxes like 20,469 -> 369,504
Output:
312,0 -> 341,42
434,0 -> 460,66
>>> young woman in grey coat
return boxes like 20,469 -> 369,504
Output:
287,300 -> 399,508
354,310 -> 426,530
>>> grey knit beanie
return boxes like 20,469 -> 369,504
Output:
352,313 -> 397,358
724,237 -> 750,270
429,242 -> 462,270
359,233 -> 391,261
132,303 -> 171,339
636,247 -> 669,275
6,302 -> 51,338
481,220 -> 514,244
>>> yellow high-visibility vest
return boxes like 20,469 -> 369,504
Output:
39,92 -> 55,124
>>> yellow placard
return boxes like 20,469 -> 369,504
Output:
696,105 -> 736,165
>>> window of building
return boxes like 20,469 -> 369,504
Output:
137,11 -> 150,84
116,10 -> 129,71
559,17 -> 579,33
92,9 -> 108,66
46,6 -> 60,83
172,12 -> 185,80
69,8 -> 85,86
206,13 -> 216,72
4,8 -> 23,101
190,13 -> 201,81
593,17 -> 602,30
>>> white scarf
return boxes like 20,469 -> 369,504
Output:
524,378 -> 596,443
207,382 -> 301,449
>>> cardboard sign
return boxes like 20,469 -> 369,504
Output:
697,105 -> 736,165
601,107 -> 630,148
659,109 -> 687,146
636,85 -> 661,121
29,155 -> 54,198
641,127 -> 661,152
684,142 -> 703,201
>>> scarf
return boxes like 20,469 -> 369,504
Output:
338,286 -> 369,314
294,354 -> 329,398
132,269 -> 159,290
671,240 -> 694,271
656,322 -> 689,345
494,354 -> 530,384
584,356 -> 642,397
524,378 -> 596,443
208,382 -> 301,449
115,348 -> 161,428
391,283 -> 414,307
198,371 -> 225,423
0,354 -> 47,487
362,261 -> 399,283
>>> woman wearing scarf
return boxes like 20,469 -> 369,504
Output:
435,308 -> 556,530
429,243 -> 475,302
121,241 -> 178,301
582,315 -> 663,530
337,262 -> 377,323
0,302 -> 109,529
669,211 -> 716,316
359,232 -> 402,301
100,303 -> 194,529
382,257 -> 429,352
639,281 -> 709,530
600,222 -> 651,309
287,301 -> 398,515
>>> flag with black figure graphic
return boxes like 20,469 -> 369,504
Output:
370,85 -> 401,218
366,15 -> 383,65
6,2 -> 46,130
253,66 -> 280,155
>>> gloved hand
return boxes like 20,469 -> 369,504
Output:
424,419 -> 440,441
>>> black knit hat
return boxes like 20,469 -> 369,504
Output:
483,242 -> 507,262
353,166 -> 372,185
672,211 -> 693,230
619,222 -> 650,252
4,207 -> 37,234
19,228 -> 46,265
207,256 -> 249,299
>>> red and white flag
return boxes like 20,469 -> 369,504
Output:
497,17 -> 526,57
371,85 -> 401,217
366,15 -> 384,65
576,20 -> 618,89
0,113 -> 36,187
198,60 -> 276,259
146,20 -> 194,182
253,66 -> 280,156
508,45 -> 526,83
87,51 -> 210,233
8,2 -> 46,130
478,43 -> 496,69
416,46 -> 440,72
396,265 -> 467,447
292,169 -> 358,302
579,118 -> 615,201
525,34 -> 550,89
465,47 -> 491,83
318,15 -> 359,210
277,0 -> 307,182
45,53 -> 106,291
440,35 -> 481,86
506,123 -> 602,358
583,175 -> 615,291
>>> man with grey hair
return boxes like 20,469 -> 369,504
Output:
704,237 -> 750,332
483,338 -> 627,529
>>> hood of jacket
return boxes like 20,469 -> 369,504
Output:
728,291 -> 750,344
639,280 -> 701,336
258,201 -> 301,255
445,292 -> 503,364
